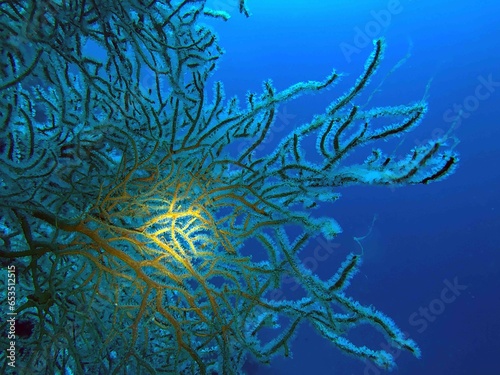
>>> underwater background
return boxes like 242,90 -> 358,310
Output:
1,0 -> 498,374
206,0 -> 499,374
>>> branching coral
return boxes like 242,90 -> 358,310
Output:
0,1 -> 457,374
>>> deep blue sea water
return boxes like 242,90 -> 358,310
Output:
205,1 -> 500,374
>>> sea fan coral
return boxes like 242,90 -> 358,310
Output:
0,1 -> 457,374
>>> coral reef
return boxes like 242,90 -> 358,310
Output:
0,1 -> 457,373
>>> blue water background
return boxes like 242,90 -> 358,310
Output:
207,0 -> 500,374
